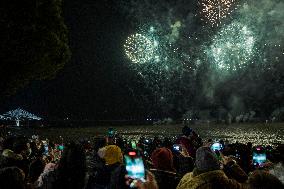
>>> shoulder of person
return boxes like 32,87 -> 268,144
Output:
150,168 -> 178,177
35,168 -> 58,189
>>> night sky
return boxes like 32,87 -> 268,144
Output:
3,0 -> 133,119
2,0 -> 283,121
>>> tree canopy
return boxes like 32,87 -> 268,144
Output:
0,0 -> 71,98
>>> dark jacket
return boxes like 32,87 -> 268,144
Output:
86,162 -> 128,189
173,155 -> 194,176
150,169 -> 181,189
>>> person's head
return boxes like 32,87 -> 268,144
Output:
13,137 -> 29,157
98,145 -> 123,165
204,139 -> 213,147
0,166 -> 25,189
153,136 -> 161,143
195,146 -> 220,173
55,142 -> 86,189
2,136 -> 16,150
93,137 -> 107,152
151,147 -> 175,172
247,142 -> 253,149
28,141 -> 39,157
248,170 -> 284,189
29,158 -> 45,183
162,137 -> 173,149
182,126 -> 192,137
219,139 -> 224,146
191,130 -> 198,137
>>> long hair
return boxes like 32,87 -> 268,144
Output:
54,142 -> 86,189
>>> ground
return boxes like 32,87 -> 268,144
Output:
3,123 -> 284,147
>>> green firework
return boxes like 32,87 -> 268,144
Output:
207,22 -> 255,71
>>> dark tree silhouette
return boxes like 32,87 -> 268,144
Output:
0,0 -> 71,98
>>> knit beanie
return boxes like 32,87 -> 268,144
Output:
151,147 -> 175,172
195,147 -> 220,172
100,145 -> 123,165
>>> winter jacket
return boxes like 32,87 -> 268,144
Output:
86,162 -> 128,189
176,169 -> 246,189
36,163 -> 86,189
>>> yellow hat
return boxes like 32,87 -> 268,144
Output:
103,145 -> 123,165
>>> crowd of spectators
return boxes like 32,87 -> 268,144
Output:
0,125 -> 283,189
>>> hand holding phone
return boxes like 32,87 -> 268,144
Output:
211,142 -> 223,151
108,128 -> 114,137
173,144 -> 182,152
173,144 -> 190,157
253,152 -> 266,167
253,147 -> 267,167
125,171 -> 158,189
124,151 -> 145,184
221,154 -> 234,166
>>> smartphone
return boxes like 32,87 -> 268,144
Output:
124,151 -> 145,182
211,142 -> 223,151
144,139 -> 150,144
131,141 -> 137,149
108,128 -> 114,137
173,144 -> 182,152
253,151 -> 266,167
43,143 -> 49,155
143,151 -> 149,158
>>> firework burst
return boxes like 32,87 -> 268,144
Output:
207,22 -> 255,72
200,0 -> 237,27
124,33 -> 156,64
